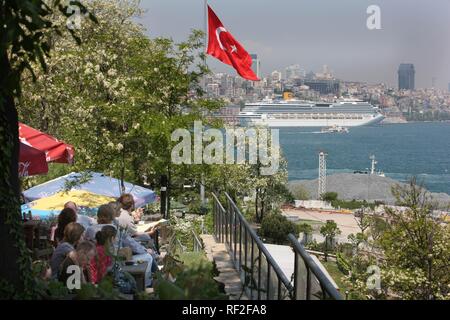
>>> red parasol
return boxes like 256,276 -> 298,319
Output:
18,122 -> 75,164
19,142 -> 49,177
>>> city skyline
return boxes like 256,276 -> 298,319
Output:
138,0 -> 450,89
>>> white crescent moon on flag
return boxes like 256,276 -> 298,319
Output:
215,27 -> 228,51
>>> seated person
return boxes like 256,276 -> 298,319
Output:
86,203 -> 156,287
90,225 -> 117,284
54,208 -> 77,244
117,194 -> 157,243
64,201 -> 96,230
50,222 -> 85,279
84,204 -> 117,242
58,241 -> 96,286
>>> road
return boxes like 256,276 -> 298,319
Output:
282,208 -> 361,243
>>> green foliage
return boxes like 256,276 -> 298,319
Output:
331,199 -> 376,210
297,223 -> 313,235
74,276 -> 121,300
336,252 -> 351,276
170,215 -> 205,251
203,206 -> 214,234
321,192 -> 338,202
155,252 -> 226,300
0,0 -> 95,299
290,184 -> 310,200
320,220 -> 341,261
62,171 -> 93,192
259,213 -> 297,245
347,232 -> 367,249
18,0 -> 222,191
320,220 -> 341,239
377,179 -> 450,299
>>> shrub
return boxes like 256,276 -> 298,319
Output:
322,192 -> 338,202
290,185 -> 310,200
336,252 -> 351,275
259,213 -> 297,245
155,252 -> 226,300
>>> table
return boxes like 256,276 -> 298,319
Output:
121,261 -> 148,292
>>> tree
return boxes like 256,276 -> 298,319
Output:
354,208 -> 371,235
290,184 -> 310,200
379,179 -> 450,299
260,213 -> 297,245
18,1 -> 222,213
298,223 -> 313,244
320,220 -> 341,261
0,0 -> 95,298
321,192 -> 338,202
251,136 -> 288,223
202,128 -> 289,224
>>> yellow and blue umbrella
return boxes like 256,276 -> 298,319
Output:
22,172 -> 156,219
21,190 -> 115,219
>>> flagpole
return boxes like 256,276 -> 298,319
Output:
200,0 -> 207,206
204,0 -> 208,56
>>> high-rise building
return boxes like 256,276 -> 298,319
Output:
398,63 -> 415,90
250,54 -> 260,79
285,64 -> 304,80
303,79 -> 340,95
271,70 -> 282,82
448,82 -> 450,92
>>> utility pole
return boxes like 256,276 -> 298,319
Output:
318,151 -> 327,199
160,175 -> 168,219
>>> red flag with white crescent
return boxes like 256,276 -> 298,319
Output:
206,5 -> 259,81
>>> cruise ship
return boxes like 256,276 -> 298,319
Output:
238,98 -> 384,127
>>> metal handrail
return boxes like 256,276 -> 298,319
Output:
192,230 -> 203,252
212,192 -> 294,300
224,193 -> 294,295
288,233 -> 343,300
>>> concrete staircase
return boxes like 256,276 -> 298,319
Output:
201,234 -> 248,300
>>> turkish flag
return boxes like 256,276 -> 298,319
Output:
207,5 -> 259,81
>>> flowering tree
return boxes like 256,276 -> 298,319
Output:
18,0 -> 221,201
0,0 -> 95,298
379,180 -> 450,299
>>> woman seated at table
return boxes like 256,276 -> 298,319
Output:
58,240 -> 96,286
54,207 -> 77,244
50,222 -> 85,279
64,201 -> 96,230
89,225 -> 117,284
117,194 -> 157,243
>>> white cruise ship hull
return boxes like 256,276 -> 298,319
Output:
237,100 -> 385,128
242,113 -> 385,127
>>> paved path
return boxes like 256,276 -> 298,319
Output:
201,234 -> 248,300
265,243 -> 339,292
283,209 -> 360,242
264,243 -> 294,284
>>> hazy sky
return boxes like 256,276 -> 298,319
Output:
137,0 -> 450,89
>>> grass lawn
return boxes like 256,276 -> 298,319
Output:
295,219 -> 324,227
320,259 -> 352,299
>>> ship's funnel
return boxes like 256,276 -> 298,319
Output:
283,91 -> 294,100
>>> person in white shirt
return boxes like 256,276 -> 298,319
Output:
64,201 -> 96,230
117,194 -> 157,241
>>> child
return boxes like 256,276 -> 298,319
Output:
90,225 -> 117,284
58,241 -> 96,286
